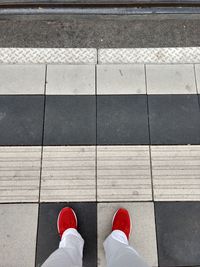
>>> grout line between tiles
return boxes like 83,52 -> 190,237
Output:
95,64 -> 98,267
153,202 -> 160,267
144,64 -> 154,201
34,64 -> 47,267
95,64 -> 98,202
194,64 -> 200,112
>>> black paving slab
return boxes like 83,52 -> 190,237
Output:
36,202 -> 97,267
0,95 -> 44,146
97,95 -> 149,145
155,202 -> 200,266
148,94 -> 200,145
44,95 -> 96,145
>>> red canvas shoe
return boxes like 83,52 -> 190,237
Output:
57,207 -> 78,238
112,208 -> 132,240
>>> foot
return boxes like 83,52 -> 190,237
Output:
112,208 -> 132,240
57,207 -> 78,238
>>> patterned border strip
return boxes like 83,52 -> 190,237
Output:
98,47 -> 200,64
0,48 -> 97,64
1,47 -> 200,64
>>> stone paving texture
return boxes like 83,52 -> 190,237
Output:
0,59 -> 200,267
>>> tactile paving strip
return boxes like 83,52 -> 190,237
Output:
0,48 -> 97,64
98,47 -> 200,64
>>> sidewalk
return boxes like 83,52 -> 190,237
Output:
0,48 -> 200,267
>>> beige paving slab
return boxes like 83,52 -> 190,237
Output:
151,145 -> 200,201
98,202 -> 158,267
195,64 -> 200,94
97,64 -> 146,94
0,64 -> 45,94
146,64 -> 196,94
46,65 -> 95,95
0,204 -> 38,267
40,146 -> 96,202
0,147 -> 41,202
97,146 -> 152,201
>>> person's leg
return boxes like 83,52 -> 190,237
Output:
42,207 -> 84,267
104,208 -> 149,267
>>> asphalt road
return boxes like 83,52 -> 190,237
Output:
0,14 -> 200,48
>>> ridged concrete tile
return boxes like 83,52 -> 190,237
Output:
97,64 -> 146,94
98,202 -> 158,267
46,65 -> 95,95
146,64 -> 196,94
0,64 -> 45,94
195,64 -> 200,94
0,147 -> 41,202
0,204 -> 38,267
151,145 -> 200,201
97,146 -> 152,201
40,146 -> 96,202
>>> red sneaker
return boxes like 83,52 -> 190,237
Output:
112,208 -> 132,240
57,207 -> 78,238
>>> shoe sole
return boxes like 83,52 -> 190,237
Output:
57,208 -> 78,235
112,209 -> 132,239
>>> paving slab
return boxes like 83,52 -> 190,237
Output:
36,202 -> 97,267
146,64 -> 196,94
46,65 -> 95,95
148,95 -> 200,145
97,95 -> 149,145
40,146 -> 96,202
151,145 -> 200,201
97,64 -> 146,94
98,202 -> 158,267
0,204 -> 38,267
97,146 -> 152,201
44,95 -> 96,145
0,95 -> 44,145
0,146 -> 41,202
0,64 -> 45,94
155,202 -> 200,266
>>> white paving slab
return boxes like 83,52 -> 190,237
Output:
40,146 -> 96,202
194,64 -> 200,93
97,64 -> 146,94
98,202 -> 158,267
146,64 -> 196,94
0,147 -> 41,202
0,64 -> 45,94
97,146 -> 152,201
46,65 -> 95,95
151,145 -> 200,201
0,204 -> 38,267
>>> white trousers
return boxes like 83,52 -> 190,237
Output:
42,229 -> 149,267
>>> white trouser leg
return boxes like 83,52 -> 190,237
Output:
104,230 -> 149,267
42,228 -> 84,267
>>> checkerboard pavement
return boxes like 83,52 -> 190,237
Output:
0,48 -> 200,267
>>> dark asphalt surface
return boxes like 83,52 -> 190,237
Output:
0,14 -> 200,48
